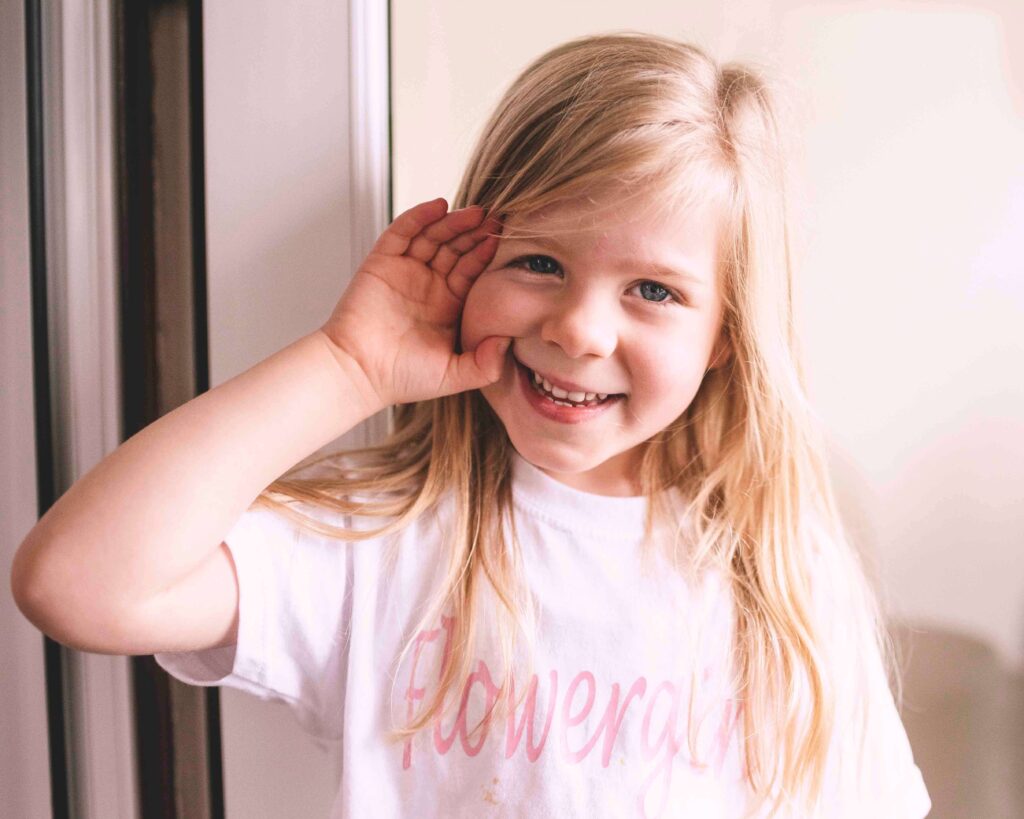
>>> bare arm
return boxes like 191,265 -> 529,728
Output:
10,331 -> 381,652
10,198 -> 507,655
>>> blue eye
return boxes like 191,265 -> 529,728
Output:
513,255 -> 561,275
636,281 -> 673,305
511,255 -> 681,307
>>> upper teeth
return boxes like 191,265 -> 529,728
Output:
532,369 -> 607,402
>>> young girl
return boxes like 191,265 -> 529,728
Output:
13,33 -> 931,818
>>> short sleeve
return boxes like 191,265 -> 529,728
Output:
817,645 -> 932,818
807,527 -> 932,818
153,503 -> 352,740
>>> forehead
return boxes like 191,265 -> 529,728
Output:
500,192 -> 726,272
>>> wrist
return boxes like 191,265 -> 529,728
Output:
308,329 -> 390,418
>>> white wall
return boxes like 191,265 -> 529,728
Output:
391,0 -> 1024,672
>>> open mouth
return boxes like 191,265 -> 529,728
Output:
513,357 -> 624,409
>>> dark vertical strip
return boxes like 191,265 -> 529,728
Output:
189,0 -> 209,397
113,2 -> 177,817
23,2 -> 71,817
114,1 -> 159,437
188,2 -> 225,815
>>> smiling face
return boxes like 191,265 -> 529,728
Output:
459,191 -> 731,496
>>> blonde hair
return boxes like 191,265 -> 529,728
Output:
255,32 -> 896,817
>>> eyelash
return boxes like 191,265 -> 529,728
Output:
508,254 -> 684,307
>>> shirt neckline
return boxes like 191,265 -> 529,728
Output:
510,450 -> 651,539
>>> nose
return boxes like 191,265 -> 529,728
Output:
539,290 -> 618,359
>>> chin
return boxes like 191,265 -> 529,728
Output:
508,437 -> 605,475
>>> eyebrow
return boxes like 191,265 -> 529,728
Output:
500,236 -> 708,288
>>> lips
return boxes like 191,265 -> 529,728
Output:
513,356 -> 623,422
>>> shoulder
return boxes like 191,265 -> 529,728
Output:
248,450 -> 456,566
799,508 -> 874,626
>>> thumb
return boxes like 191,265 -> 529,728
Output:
448,336 -> 511,393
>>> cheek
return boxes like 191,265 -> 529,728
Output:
631,342 -> 711,414
642,364 -> 695,398
459,283 -> 491,353
460,275 -> 527,352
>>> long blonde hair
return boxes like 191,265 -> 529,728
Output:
255,32 -> 896,817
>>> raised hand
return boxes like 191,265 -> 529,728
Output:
319,198 -> 507,409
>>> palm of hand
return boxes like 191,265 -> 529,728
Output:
322,199 -> 505,407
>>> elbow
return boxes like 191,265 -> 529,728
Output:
11,531 -> 44,621
10,530 -> 146,655
11,531 -> 66,642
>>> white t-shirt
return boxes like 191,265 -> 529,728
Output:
155,452 -> 931,818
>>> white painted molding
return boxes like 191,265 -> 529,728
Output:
45,1 -> 139,817
348,0 -> 394,443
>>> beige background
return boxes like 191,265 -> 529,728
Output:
393,0 -> 1023,670
392,2 -> 1023,816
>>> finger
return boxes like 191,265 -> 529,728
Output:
371,198 -> 449,256
444,336 -> 511,393
435,214 -> 502,272
430,219 -> 496,275
406,206 -> 485,263
461,214 -> 502,248
431,242 -> 468,277
446,233 -> 501,301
